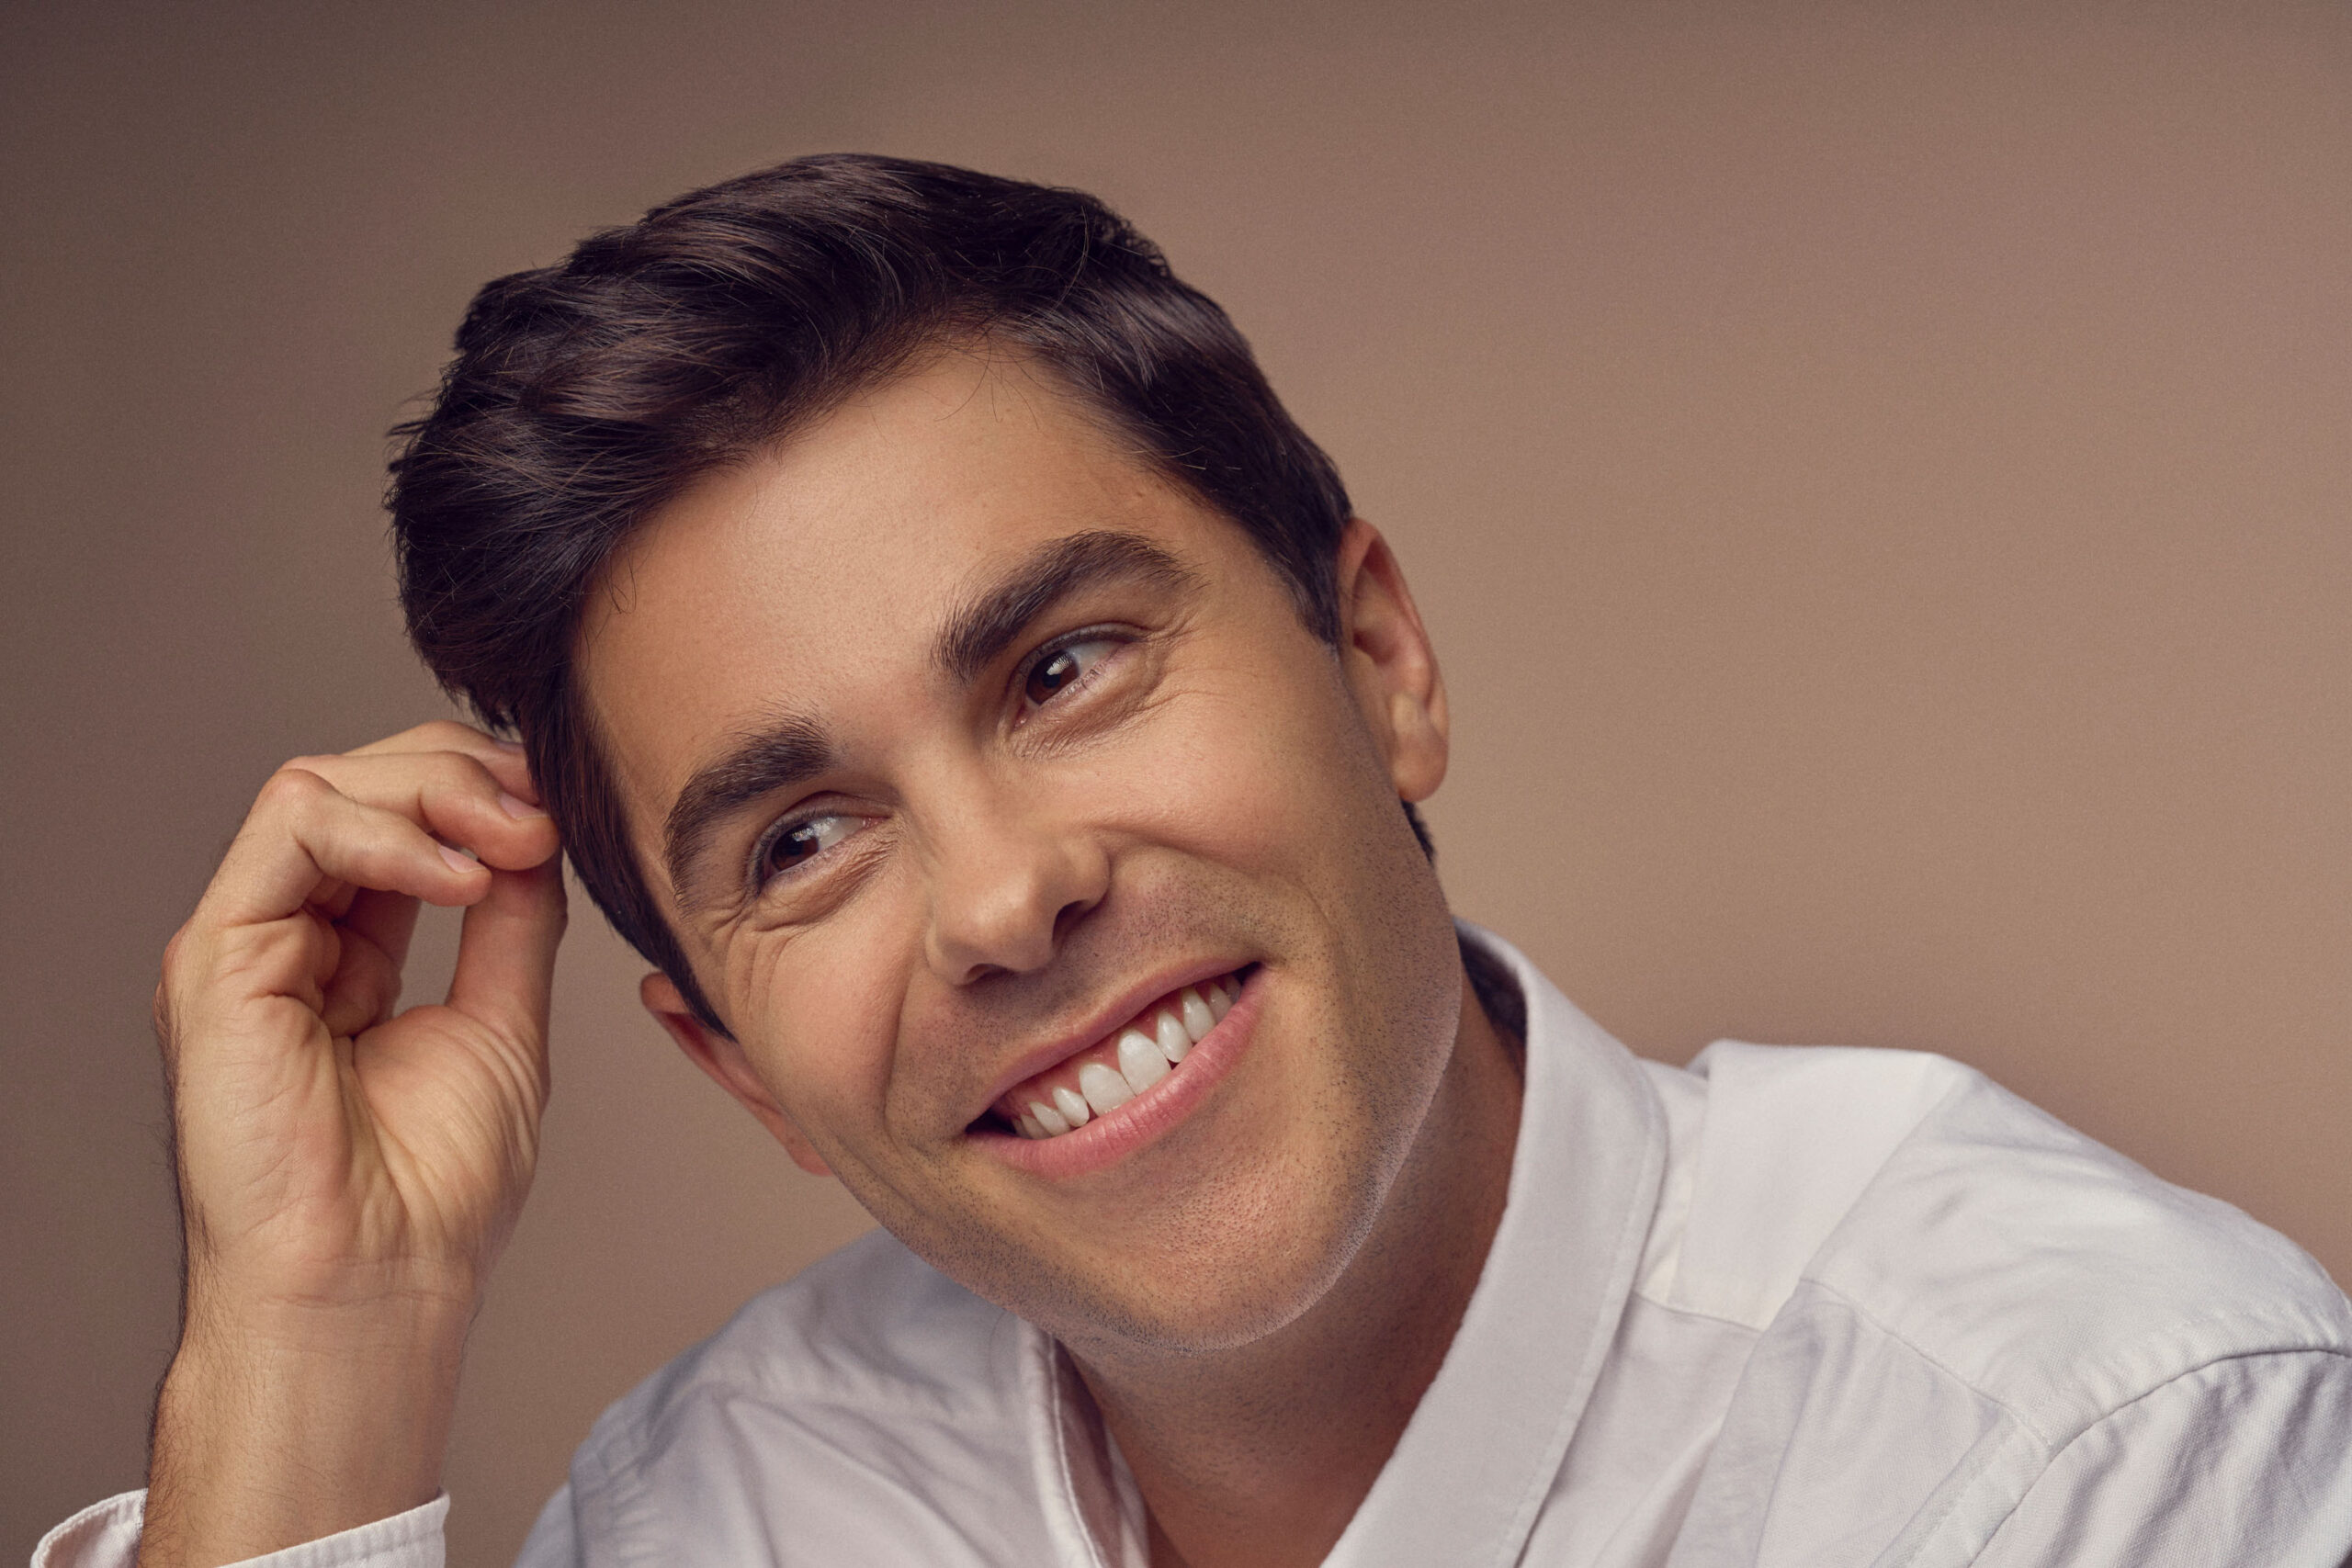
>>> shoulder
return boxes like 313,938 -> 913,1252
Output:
594,1225 -> 1024,1437
1814,1050 -> 2350,1425
1656,1043 -> 2352,1562
555,1229 -> 1056,1564
1667,1039 -> 2352,1427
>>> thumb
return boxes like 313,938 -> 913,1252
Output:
445,859 -> 568,1064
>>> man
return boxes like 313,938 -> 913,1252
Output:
39,155 -> 2352,1567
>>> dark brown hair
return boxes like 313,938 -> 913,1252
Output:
389,154 -> 1355,1032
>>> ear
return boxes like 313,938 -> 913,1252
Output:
1332,517 -> 1450,804
640,972 -> 833,1177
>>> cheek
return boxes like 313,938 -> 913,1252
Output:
1118,652 -> 1457,1052
1104,662 -> 1386,876
724,898 -> 920,1139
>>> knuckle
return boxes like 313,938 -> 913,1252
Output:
417,758 -> 510,830
209,919 -> 305,990
257,764 -> 331,812
425,749 -> 493,791
413,718 -> 486,749
158,930 -> 205,1005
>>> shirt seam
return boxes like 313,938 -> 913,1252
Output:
569,1402 -> 657,1568
1803,1274 -> 2352,1452
1663,1052 -> 1974,1333
1884,1346 -> 2352,1568
1623,1288 -> 1772,1334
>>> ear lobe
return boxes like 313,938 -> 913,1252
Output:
640,973 -> 834,1177
1333,517 -> 1450,804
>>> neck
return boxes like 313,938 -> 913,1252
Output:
1071,970 -> 1523,1568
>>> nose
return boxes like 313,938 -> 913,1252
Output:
922,775 -> 1109,986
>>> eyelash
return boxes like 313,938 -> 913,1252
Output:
747,626 -> 1136,893
751,809 -> 864,887
1012,626 -> 1129,720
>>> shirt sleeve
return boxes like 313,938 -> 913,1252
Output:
31,1492 -> 449,1568
513,1481 -> 582,1566
1977,1349 -> 2352,1566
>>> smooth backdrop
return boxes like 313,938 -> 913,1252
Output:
5,4 -> 2346,1562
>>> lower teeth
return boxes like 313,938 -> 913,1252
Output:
1008,971 -> 1241,1138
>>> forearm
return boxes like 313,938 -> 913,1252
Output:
138,1297 -> 471,1568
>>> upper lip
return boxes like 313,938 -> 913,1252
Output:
967,956 -> 1250,1122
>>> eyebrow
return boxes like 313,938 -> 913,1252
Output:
662,712 -> 834,909
662,529 -> 1200,909
933,529 -> 1199,685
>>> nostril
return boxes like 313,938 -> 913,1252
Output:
1051,897 -> 1093,946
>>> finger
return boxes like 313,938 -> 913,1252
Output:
274,751 -> 558,874
320,915 -> 405,1040
300,893 -> 421,1043
446,859 -> 568,1055
342,886 -> 424,976
314,888 -> 424,1039
198,770 -> 495,932
345,719 -> 541,806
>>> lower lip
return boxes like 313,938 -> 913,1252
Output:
967,969 -> 1263,1179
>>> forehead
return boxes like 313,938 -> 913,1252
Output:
573,351 -> 1218,821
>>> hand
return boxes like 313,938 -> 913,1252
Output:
140,721 -> 566,1568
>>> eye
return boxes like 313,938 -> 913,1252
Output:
1023,636 -> 1119,709
760,811 -> 865,882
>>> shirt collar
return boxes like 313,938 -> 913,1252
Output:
1032,923 -> 1667,1568
1321,923 -> 1665,1568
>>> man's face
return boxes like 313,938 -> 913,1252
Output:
577,350 -> 1464,1355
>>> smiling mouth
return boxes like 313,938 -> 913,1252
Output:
985,967 -> 1253,1140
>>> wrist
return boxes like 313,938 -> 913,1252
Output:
140,1300 -> 471,1568
184,1264 -> 480,1353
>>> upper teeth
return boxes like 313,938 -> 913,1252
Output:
1012,973 -> 1241,1139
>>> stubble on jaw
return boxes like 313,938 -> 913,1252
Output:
1070,924 -> 1515,1556
913,772 -> 1468,1369
581,344 -> 1486,1376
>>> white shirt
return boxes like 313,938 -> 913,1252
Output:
40,928 -> 2352,1567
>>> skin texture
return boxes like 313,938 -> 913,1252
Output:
141,728 -> 565,1567
138,348 -> 1520,1568
594,352 -> 1521,1566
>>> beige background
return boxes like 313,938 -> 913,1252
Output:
5,3 -> 2346,1562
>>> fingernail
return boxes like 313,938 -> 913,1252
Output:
439,843 -> 481,874
493,737 -> 526,753
498,791 -> 548,819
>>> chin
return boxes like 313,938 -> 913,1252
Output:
1024,1266 -> 1346,1361
1001,1164 -> 1389,1359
